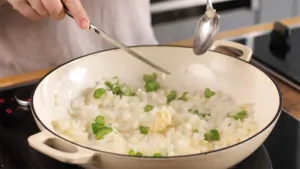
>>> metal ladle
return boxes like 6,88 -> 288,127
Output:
61,2 -> 171,75
193,0 -> 220,55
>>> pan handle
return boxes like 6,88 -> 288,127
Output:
210,40 -> 253,62
28,131 -> 95,164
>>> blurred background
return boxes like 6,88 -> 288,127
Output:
150,0 -> 300,43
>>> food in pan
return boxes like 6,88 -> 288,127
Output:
52,72 -> 258,157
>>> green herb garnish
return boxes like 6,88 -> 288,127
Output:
92,115 -> 113,139
105,77 -> 135,96
95,115 -> 105,126
121,85 -> 135,96
92,123 -> 101,134
92,115 -> 105,134
204,129 -> 220,141
192,128 -> 199,133
112,85 -> 121,95
178,92 -> 188,101
228,110 -> 248,120
128,149 -> 135,156
143,72 -> 160,92
105,76 -> 119,89
95,127 -> 113,140
105,81 -> 113,89
204,88 -> 216,99
139,126 -> 150,135
94,88 -> 106,99
153,153 -> 162,157
167,90 -> 177,103
144,104 -> 154,112
135,152 -> 143,157
188,109 -> 211,118
144,81 -> 160,92
143,72 -> 157,82
128,149 -> 143,157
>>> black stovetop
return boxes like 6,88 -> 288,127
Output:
0,83 -> 81,169
234,22 -> 300,92
1,21 -> 300,169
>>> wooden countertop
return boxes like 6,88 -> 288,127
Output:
1,17 -> 300,119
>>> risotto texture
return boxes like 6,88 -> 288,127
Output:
52,73 -> 258,157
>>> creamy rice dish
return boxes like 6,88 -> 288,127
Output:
52,72 -> 258,157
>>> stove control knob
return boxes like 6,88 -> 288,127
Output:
269,22 -> 291,60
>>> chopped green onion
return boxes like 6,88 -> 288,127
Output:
204,88 -> 216,99
204,129 -> 220,141
178,92 -> 188,101
143,72 -> 160,92
106,76 -> 133,96
128,149 -> 143,157
192,128 -> 199,133
92,115 -> 106,134
135,152 -> 143,157
143,72 -> 157,82
139,126 -> 150,135
106,77 -> 135,97
92,123 -> 100,134
92,115 -> 113,139
105,81 -> 113,89
144,104 -> 154,112
128,149 -> 136,156
193,109 -> 200,114
95,127 -> 113,140
188,109 -> 211,118
121,85 -> 135,96
105,77 -> 119,89
153,153 -> 162,157
94,88 -> 106,99
167,90 -> 177,103
144,81 -> 160,92
112,85 -> 121,95
228,110 -> 248,120
95,115 -> 105,125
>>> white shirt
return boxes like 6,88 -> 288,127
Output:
0,0 -> 158,78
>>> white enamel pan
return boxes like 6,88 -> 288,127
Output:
27,40 -> 282,169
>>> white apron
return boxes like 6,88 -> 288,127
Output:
0,0 -> 158,78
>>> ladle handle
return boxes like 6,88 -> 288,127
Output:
60,1 -> 171,75
206,0 -> 214,10
61,1 -> 73,18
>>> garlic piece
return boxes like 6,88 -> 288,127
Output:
152,107 -> 172,132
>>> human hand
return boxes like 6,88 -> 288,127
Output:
7,0 -> 90,29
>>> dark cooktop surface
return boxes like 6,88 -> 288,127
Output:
233,22 -> 300,92
0,83 -> 81,169
0,82 -> 298,169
